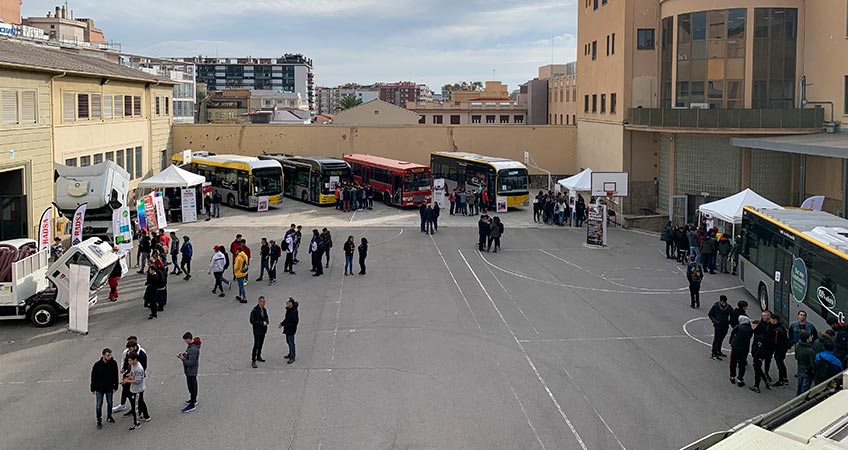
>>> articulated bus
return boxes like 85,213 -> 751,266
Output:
172,152 -> 283,208
343,154 -> 432,207
430,152 -> 529,209
258,154 -> 351,205
739,206 -> 848,331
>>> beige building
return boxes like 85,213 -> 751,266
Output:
0,0 -> 20,24
22,5 -> 105,44
449,81 -> 510,103
0,38 -> 174,239
332,99 -> 421,126
206,89 -> 250,124
546,63 -> 578,125
408,100 -> 526,125
577,0 -> 848,218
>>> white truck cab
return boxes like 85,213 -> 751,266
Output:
0,237 -> 119,327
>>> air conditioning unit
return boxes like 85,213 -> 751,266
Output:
690,103 -> 710,109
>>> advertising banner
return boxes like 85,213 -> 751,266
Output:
433,179 -> 446,208
70,203 -> 87,246
496,196 -> 508,213
112,207 -> 133,252
181,188 -> 198,223
257,196 -> 269,212
136,198 -> 147,231
38,207 -> 52,253
586,204 -> 608,246
143,195 -> 157,232
152,194 -> 168,230
67,263 -> 90,335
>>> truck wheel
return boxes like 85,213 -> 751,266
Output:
30,303 -> 58,328
758,283 -> 769,312
301,191 -> 308,203
227,194 -> 236,208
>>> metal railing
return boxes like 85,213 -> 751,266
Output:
627,107 -> 824,129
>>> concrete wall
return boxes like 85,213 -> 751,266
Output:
803,0 -> 848,124
333,100 -> 420,126
0,69 -> 53,238
805,155 -> 844,213
173,124 -> 578,176
575,120 -> 625,172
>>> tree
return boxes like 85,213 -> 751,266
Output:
337,95 -> 363,111
441,81 -> 484,100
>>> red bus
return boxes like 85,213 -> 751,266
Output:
342,154 -> 432,207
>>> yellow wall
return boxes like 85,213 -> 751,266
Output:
802,0 -> 848,123
173,124 -> 578,175
804,155 -> 844,212
0,69 -> 53,238
576,120 -> 625,171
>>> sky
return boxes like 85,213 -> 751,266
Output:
21,0 -> 578,92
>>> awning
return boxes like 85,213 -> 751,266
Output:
137,165 -> 205,189
731,132 -> 848,158
699,188 -> 783,224
557,168 -> 592,192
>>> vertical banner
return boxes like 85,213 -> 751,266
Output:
38,207 -> 52,253
181,188 -> 198,223
586,204 -> 608,246
67,263 -> 90,335
496,196 -> 508,213
152,193 -> 168,229
112,207 -> 133,252
433,179 -> 446,208
136,198 -> 147,231
70,203 -> 87,246
257,196 -> 269,212
143,195 -> 157,232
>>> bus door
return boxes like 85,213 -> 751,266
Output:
309,170 -> 321,203
237,171 -> 250,206
392,173 -> 402,204
773,249 -> 794,323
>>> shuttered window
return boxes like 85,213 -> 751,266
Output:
125,147 -> 134,179
63,92 -> 75,121
20,90 -> 36,124
2,90 -> 18,124
133,96 -> 141,116
155,97 -> 160,116
114,95 -> 124,117
77,93 -> 89,120
123,96 -> 132,117
135,147 -> 142,178
91,94 -> 102,119
164,98 -> 169,116
103,95 -> 113,119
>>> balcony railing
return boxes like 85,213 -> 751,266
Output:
627,108 -> 824,130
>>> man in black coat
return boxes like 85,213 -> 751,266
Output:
91,348 -> 119,428
419,203 -> 427,233
309,230 -> 324,276
250,296 -> 269,368
729,316 -> 754,387
279,297 -> 300,364
750,318 -> 771,392
478,215 -> 490,251
708,295 -> 732,360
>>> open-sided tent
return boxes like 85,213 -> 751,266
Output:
557,168 -> 592,193
699,188 -> 783,235
137,164 -> 205,189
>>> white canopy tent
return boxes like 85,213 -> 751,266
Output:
137,164 -> 206,189
557,168 -> 592,193
699,188 -> 783,235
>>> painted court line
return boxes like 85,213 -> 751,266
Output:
518,334 -> 691,343
479,251 -> 541,336
429,234 -> 549,450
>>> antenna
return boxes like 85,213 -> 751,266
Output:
492,68 -> 496,81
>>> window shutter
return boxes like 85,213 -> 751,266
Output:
124,96 -> 132,116
2,90 -> 18,124
165,98 -> 169,115
103,95 -> 113,119
77,93 -> 89,120
91,93 -> 102,119
115,95 -> 124,117
63,92 -> 75,121
155,97 -> 160,116
133,96 -> 141,116
20,90 -> 36,124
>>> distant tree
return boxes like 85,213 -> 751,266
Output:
337,95 -> 363,111
441,81 -> 484,100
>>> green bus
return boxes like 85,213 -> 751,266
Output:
740,205 -> 848,330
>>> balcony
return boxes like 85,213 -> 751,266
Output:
626,108 -> 824,131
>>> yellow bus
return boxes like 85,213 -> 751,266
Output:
430,152 -> 530,209
172,152 -> 283,208
258,154 -> 351,205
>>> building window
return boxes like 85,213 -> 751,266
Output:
135,147 -> 142,178
433,115 -> 443,124
133,96 -> 142,117
1,90 -> 18,125
592,41 -> 597,60
80,155 -> 91,167
91,94 -> 101,119
93,153 -> 103,164
77,94 -> 90,120
450,115 -> 460,124
116,149 -> 124,169
637,29 -> 656,50
610,93 -> 617,114
602,0 -> 607,4
62,92 -> 75,122
105,151 -> 114,162
566,115 -> 570,125
500,115 -> 509,124
155,97 -> 161,116
124,96 -> 132,117
165,98 -> 170,116
606,35 -> 610,56
600,94 -> 606,113
103,95 -> 113,119
592,94 -> 597,113
559,114 -> 563,124
593,0 -> 598,10
472,115 -> 481,124
65,158 -> 77,167
486,115 -> 495,124
584,95 -> 589,112
660,17 -> 674,108
612,33 -> 615,54
752,8 -> 798,109
418,115 -> 425,124
126,148 -> 134,179
514,115 -> 524,124
114,95 -> 124,118
845,76 -> 848,114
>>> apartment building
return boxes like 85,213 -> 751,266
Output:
407,82 -> 526,125
177,54 -> 315,112
0,39 -> 174,240
249,90 -> 308,111
206,89 -> 250,124
121,55 -> 196,124
577,0 -> 848,218
317,84 -> 380,115
524,63 -> 578,125
378,82 -> 419,107
22,5 -> 105,45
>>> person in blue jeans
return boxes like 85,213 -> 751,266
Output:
279,297 -> 299,364
343,235 -> 355,275
90,348 -> 119,429
794,330 -> 816,395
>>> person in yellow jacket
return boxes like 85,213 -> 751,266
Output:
233,248 -> 249,303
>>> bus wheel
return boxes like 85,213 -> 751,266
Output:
758,283 -> 769,312
30,303 -> 58,328
301,191 -> 308,203
227,194 -> 236,208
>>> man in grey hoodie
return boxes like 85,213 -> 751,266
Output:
177,332 -> 201,413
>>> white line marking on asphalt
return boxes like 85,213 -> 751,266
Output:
540,249 -> 679,292
330,274 -> 346,362
429,234 -> 549,450
349,210 -> 357,223
373,228 -> 403,245
479,251 -> 540,336
457,249 -> 590,450
480,252 -> 743,296
519,335 -> 691,343
682,317 -> 795,356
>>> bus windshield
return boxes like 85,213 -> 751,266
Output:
252,168 -> 283,196
498,169 -> 528,194
403,172 -> 431,193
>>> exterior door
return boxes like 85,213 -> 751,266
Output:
669,195 -> 687,226
0,196 -> 26,240
237,172 -> 250,205
773,249 -> 793,323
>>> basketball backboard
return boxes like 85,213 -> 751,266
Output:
590,172 -> 629,197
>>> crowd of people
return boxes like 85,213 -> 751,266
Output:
663,222 -> 740,274
532,191 -> 587,227
334,183 -> 374,212
447,186 -> 491,216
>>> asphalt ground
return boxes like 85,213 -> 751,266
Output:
0,201 -> 793,450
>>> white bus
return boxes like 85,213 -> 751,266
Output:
172,152 -> 283,208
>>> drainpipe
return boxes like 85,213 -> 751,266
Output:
799,75 -> 836,131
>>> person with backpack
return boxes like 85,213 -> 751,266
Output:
169,231 -> 181,275
795,330 -> 816,395
686,255 -> 704,308
717,234 -> 732,274
826,316 -> 848,365
708,295 -> 732,360
233,246 -> 249,303
180,236 -> 193,280
814,338 -> 844,385
309,229 -> 324,276
729,316 -> 754,387
208,246 -> 227,297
